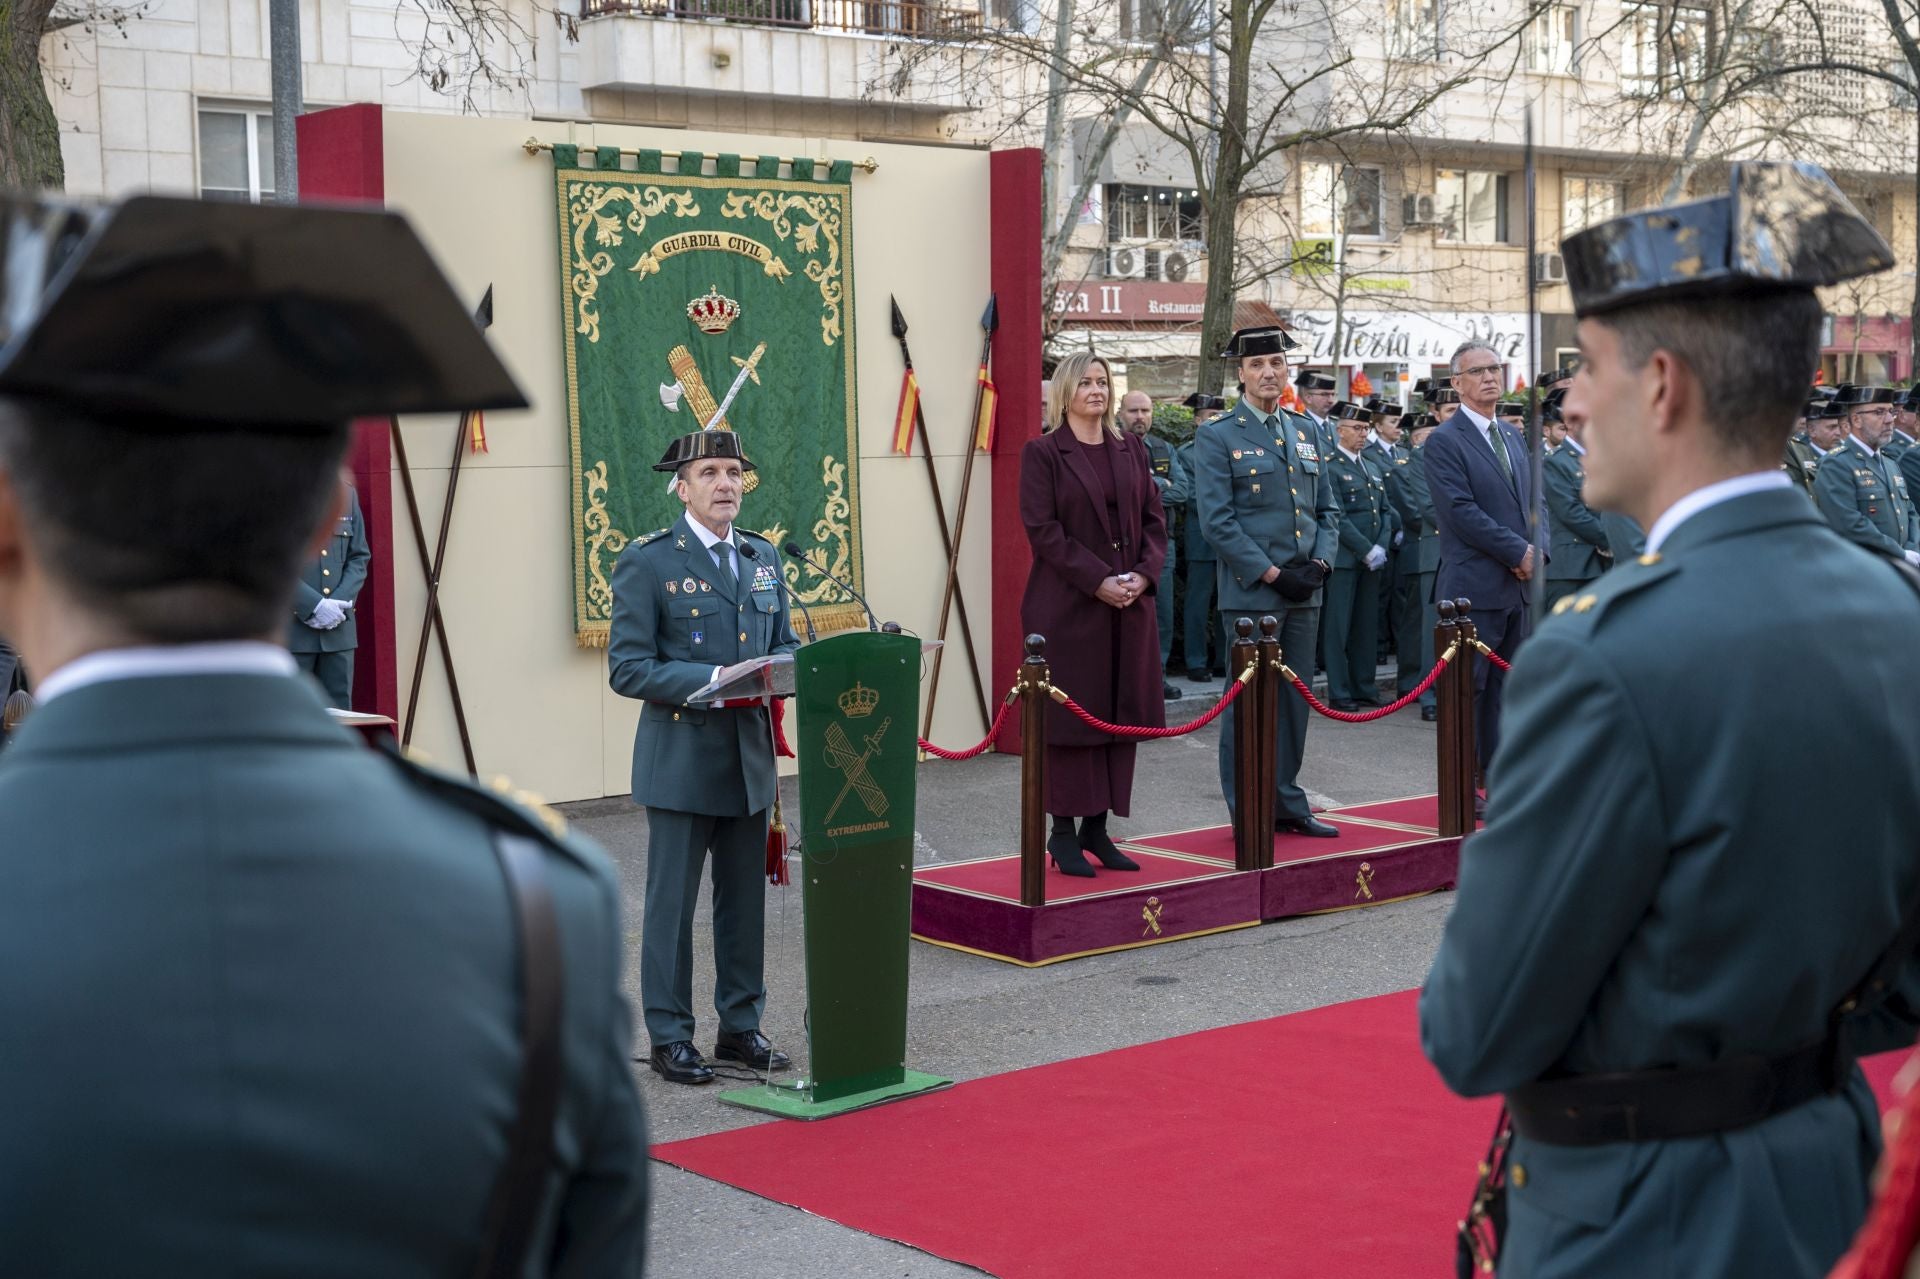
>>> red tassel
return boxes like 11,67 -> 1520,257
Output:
771,697 -> 795,759
765,815 -> 790,886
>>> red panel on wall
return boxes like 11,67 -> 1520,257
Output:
989,149 -> 1044,754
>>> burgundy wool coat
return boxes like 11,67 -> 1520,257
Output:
1018,426 -> 1169,747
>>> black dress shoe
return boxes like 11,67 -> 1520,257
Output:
1186,668 -> 1210,682
1162,681 -> 1183,701
649,1040 -> 714,1085
1079,823 -> 1140,872
1420,705 -> 1438,722
1276,816 -> 1340,838
714,1028 -> 791,1072
1329,699 -> 1362,712
1048,830 -> 1096,878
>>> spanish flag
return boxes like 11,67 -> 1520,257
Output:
973,361 -> 999,452
892,368 -> 920,455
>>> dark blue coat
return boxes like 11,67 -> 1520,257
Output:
1424,410 -> 1548,611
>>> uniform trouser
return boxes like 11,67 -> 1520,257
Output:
1470,602 -> 1530,775
1407,571 -> 1438,709
641,805 -> 769,1047
1157,536 -> 1178,670
1376,549 -> 1399,660
1393,563 -> 1429,697
1324,566 -> 1381,703
1217,602 -> 1317,823
292,649 -> 353,709
1181,557 -> 1217,673
1543,577 -> 1592,611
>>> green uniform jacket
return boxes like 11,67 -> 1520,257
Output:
608,513 -> 801,817
286,486 -> 371,654
1143,433 -> 1190,509
1887,430 -> 1916,464
1542,445 -> 1610,582
0,672 -> 649,1275
1385,443 -> 1440,575
1815,436 -> 1920,556
1193,400 -> 1340,612
1175,439 -> 1215,562
1327,447 -> 1396,568
1422,488 -> 1920,1279
1783,434 -> 1822,499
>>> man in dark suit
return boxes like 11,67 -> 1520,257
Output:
1423,160 -> 1920,1279
0,196 -> 648,1273
609,429 -> 801,1084
1424,341 -> 1548,774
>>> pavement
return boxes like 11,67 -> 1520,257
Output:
562,661 -> 1452,1277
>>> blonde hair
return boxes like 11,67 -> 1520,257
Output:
1044,352 -> 1122,438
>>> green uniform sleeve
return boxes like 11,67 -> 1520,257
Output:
1544,453 -> 1609,549
337,489 -> 372,603
1197,420 -> 1273,587
1159,439 -> 1191,509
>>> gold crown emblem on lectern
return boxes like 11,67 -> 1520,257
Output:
687,285 -> 742,335
838,681 -> 880,718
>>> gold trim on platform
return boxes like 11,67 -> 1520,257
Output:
1292,888 -> 1445,918
911,921 -> 1261,968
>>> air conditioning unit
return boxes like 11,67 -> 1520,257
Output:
1162,250 -> 1196,283
1534,251 -> 1567,284
1106,245 -> 1147,279
1401,193 -> 1440,227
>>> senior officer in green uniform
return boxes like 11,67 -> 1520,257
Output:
1385,411 -> 1442,720
1194,326 -> 1341,837
1177,393 -> 1226,681
285,480 -> 370,708
1422,163 -> 1920,1279
1814,384 -> 1920,565
1323,401 -> 1397,710
1541,401 -> 1613,608
0,195 -> 648,1274
609,429 -> 801,1086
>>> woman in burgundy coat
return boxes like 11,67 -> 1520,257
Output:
1019,351 -> 1168,877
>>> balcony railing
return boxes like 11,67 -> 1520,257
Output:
581,0 -> 990,38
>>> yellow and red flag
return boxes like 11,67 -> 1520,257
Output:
891,368 -> 920,455
973,362 -> 999,452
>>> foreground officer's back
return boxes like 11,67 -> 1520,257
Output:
0,193 -> 647,1275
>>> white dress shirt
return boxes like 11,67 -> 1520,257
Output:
686,516 -> 738,578
33,641 -> 297,706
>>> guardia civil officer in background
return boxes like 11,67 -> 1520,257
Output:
1541,392 -> 1614,608
1176,392 -> 1226,681
0,195 -> 648,1274
609,429 -> 800,1085
1814,384 -> 1920,564
285,477 -> 370,708
1194,326 -> 1341,838
1385,411 -> 1441,721
1120,388 -> 1187,700
1422,162 -> 1920,1279
1323,400 -> 1396,711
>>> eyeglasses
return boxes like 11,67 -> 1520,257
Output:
1456,364 -> 1503,380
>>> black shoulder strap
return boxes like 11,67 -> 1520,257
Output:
472,833 -> 565,1279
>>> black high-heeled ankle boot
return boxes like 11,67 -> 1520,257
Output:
1079,813 -> 1140,871
1048,815 -> 1095,878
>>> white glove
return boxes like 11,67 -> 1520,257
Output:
309,599 -> 346,629
1364,545 -> 1387,571
1907,549 -> 1920,568
1393,531 -> 1405,548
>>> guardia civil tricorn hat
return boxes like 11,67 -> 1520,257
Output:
1182,392 -> 1227,411
1328,400 -> 1371,423
1561,162 -> 1894,317
1219,326 -> 1298,359
0,193 -> 528,426
1294,370 -> 1337,393
654,429 -> 757,473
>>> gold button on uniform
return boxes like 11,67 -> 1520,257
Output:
322,587 -> 332,595
320,549 -> 328,558
321,569 -> 330,577
739,631 -> 748,642
1511,1165 -> 1527,1188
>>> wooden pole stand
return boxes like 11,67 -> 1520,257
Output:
1254,614 -> 1282,871
1018,633 -> 1050,907
1435,598 -> 1479,837
1229,617 -> 1260,872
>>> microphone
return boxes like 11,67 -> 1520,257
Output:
737,539 -> 816,644
783,540 -> 878,631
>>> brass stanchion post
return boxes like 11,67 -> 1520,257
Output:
1254,615 -> 1282,870
1019,634 -> 1050,907
1435,600 -> 1466,837
1230,617 -> 1259,872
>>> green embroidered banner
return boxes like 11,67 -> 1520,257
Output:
552,148 -> 864,645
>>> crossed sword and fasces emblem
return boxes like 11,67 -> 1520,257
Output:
823,716 -> 891,825
658,340 -> 769,491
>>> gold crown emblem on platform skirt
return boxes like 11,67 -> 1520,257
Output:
687,285 -> 742,335
838,681 -> 880,718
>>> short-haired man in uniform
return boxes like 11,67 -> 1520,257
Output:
1121,389 -> 1187,700
1385,412 -> 1442,721
1422,162 -> 1920,1278
1888,387 -> 1918,463
1176,393 -> 1226,681
285,478 -> 370,708
1294,369 -> 1339,457
1814,385 -> 1920,565
1541,395 -> 1614,608
609,430 -> 801,1085
0,195 -> 648,1272
1193,327 -> 1341,837
1323,401 -> 1396,711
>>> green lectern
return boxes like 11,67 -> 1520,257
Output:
720,630 -> 950,1120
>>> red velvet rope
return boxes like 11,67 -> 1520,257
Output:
1283,655 -> 1451,723
1051,674 -> 1249,739
1472,639 -> 1514,673
918,697 -> 1015,760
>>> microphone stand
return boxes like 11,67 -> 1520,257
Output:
739,540 -> 817,643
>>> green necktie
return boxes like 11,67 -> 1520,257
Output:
711,540 -> 737,596
1487,421 -> 1515,482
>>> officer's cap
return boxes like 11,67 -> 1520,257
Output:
1834,383 -> 1896,408
1537,364 -> 1578,386
1295,369 -> 1337,392
1496,402 -> 1526,420
1182,392 -> 1227,411
1328,400 -> 1371,423
1900,387 -> 1920,410
1406,412 -> 1440,432
655,428 -> 757,473
1820,402 -> 1853,419
1562,162 -> 1894,319
1365,396 -> 1404,419
1429,387 -> 1461,406
1220,326 -> 1297,359
0,193 -> 527,428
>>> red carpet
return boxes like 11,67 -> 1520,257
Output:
658,990 -> 1912,1278
1126,817 -> 1437,862
914,849 -> 1233,904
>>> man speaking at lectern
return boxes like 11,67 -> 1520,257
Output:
609,429 -> 801,1086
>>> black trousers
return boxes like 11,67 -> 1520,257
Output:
1468,601 -> 1530,773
